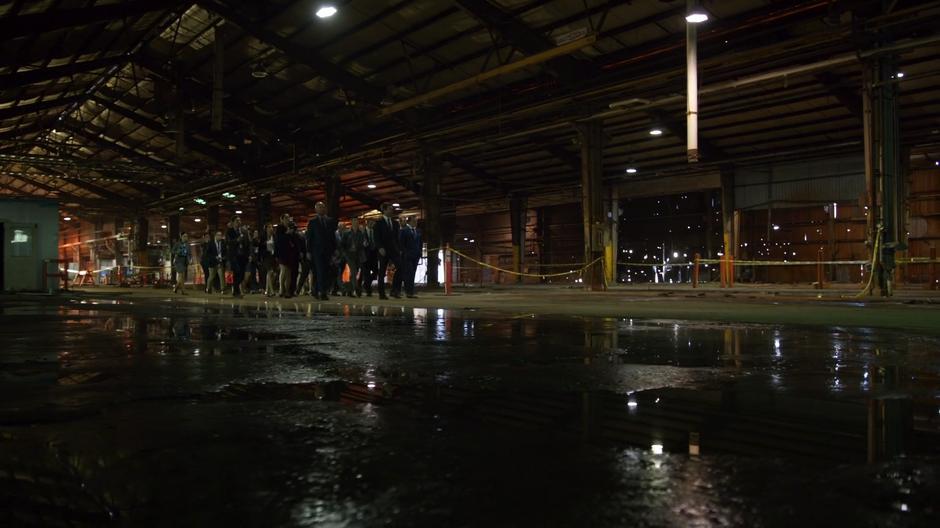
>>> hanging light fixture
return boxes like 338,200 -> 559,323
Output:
316,5 -> 337,18
685,1 -> 709,23
649,128 -> 663,136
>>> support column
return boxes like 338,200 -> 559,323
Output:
325,175 -> 342,218
423,152 -> 443,288
578,121 -> 606,291
509,193 -> 527,283
537,207 -> 551,283
256,193 -> 271,232
606,186 -> 619,284
720,167 -> 735,262
864,52 -> 903,296
208,205 -> 220,234
135,216 -> 149,268
211,22 -> 225,132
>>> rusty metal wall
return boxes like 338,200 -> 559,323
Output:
735,156 -> 865,211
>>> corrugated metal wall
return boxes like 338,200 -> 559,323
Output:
735,156 -> 865,211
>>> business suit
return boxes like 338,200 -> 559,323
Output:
399,224 -> 421,297
374,214 -> 401,298
339,227 -> 366,296
306,214 -> 338,298
200,239 -> 213,291
358,226 -> 377,296
226,227 -> 249,296
204,238 -> 227,294
274,225 -> 298,297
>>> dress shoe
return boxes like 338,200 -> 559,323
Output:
406,294 -> 418,299
379,294 -> 389,300
320,294 -> 329,301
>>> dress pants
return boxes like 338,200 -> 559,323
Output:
278,264 -> 293,297
206,265 -> 225,294
313,253 -> 333,297
358,256 -> 376,295
403,257 -> 419,296
297,258 -> 311,295
344,260 -> 360,295
378,252 -> 401,297
229,259 -> 245,295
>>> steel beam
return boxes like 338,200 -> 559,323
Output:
198,0 -> 385,105
441,153 -> 507,193
455,0 -> 591,81
2,55 -> 127,87
0,0 -> 181,39
0,95 -> 83,120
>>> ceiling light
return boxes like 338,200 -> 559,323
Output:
367,183 -> 377,189
686,12 -> 708,23
649,128 -> 663,136
194,198 -> 207,205
160,224 -> 167,229
392,202 -> 400,207
626,167 -> 637,174
63,216 -> 71,221
896,72 -> 905,78
235,210 -> 243,214
195,218 -> 202,223
179,207 -> 185,211
316,5 -> 337,18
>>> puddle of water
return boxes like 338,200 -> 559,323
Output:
1,296 -> 938,526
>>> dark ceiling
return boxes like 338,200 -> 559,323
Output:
1,0 -> 939,222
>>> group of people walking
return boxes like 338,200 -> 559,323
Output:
171,202 -> 422,301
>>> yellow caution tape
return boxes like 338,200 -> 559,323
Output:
448,247 -> 603,278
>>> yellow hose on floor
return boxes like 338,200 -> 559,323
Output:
855,227 -> 882,298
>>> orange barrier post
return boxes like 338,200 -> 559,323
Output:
444,244 -> 453,296
930,246 -> 938,291
692,253 -> 700,288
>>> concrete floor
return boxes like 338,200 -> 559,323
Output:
67,283 -> 940,334
2,287 -> 938,526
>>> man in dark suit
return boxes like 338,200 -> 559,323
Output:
204,230 -> 227,295
399,216 -> 422,298
199,232 -> 213,292
306,201 -> 338,301
226,217 -> 248,298
358,219 -> 378,297
374,202 -> 401,299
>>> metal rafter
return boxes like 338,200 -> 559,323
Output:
455,0 -> 592,81
0,0 -> 183,39
197,0 -> 386,105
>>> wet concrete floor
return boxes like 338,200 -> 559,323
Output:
1,294 -> 938,526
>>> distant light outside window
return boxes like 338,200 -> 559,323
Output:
11,229 -> 32,257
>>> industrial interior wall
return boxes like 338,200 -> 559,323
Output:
0,198 -> 59,291
451,203 -> 583,284
734,156 -> 867,284
736,167 -> 940,284
905,168 -> 940,283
